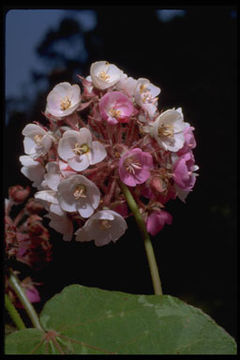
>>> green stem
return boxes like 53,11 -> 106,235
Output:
8,270 -> 44,331
120,181 -> 163,295
5,293 -> 26,330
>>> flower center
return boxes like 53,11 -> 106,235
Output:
158,124 -> 174,138
139,83 -> 147,94
60,96 -> 71,111
73,143 -> 89,156
73,184 -> 87,199
124,156 -> 142,175
98,71 -> 110,82
109,108 -> 121,118
33,134 -> 43,145
99,219 -> 112,230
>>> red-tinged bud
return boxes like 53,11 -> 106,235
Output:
9,185 -> 31,204
25,198 -> 44,214
150,176 -> 165,193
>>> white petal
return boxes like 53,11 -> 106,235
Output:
47,210 -> 73,241
49,203 -> 65,216
22,124 -> 46,137
90,141 -> 107,165
58,131 -> 79,161
90,210 -> 115,221
40,134 -> 53,152
59,160 -> 76,177
68,154 -> 90,171
78,127 -> 92,146
94,231 -> 112,246
19,155 -> 38,167
23,137 -> 36,155
77,201 -> 94,218
58,198 -> 76,213
21,166 -> 44,182
87,183 -> 100,210
158,109 -> 183,125
75,226 -> 91,242
34,190 -> 58,204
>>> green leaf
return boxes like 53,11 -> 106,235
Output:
5,285 -> 237,354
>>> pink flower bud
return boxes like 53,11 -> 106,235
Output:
25,287 -> 41,304
25,198 -> 45,214
177,126 -> 196,155
146,210 -> 173,236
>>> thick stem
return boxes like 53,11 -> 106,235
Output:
119,181 -> 163,295
5,293 -> 26,330
8,270 -> 44,331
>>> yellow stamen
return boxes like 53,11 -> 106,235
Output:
109,108 -> 121,118
73,184 -> 87,199
139,84 -> 146,94
99,219 -> 112,230
98,71 -> 110,81
158,124 -> 174,138
124,157 -> 142,174
73,143 -> 89,156
33,134 -> 43,145
60,96 -> 71,111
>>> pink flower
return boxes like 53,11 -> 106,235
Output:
177,126 -> 196,155
99,91 -> 134,124
119,148 -> 153,187
146,210 -> 173,236
173,151 -> 198,191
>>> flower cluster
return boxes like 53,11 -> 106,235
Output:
20,60 -> 198,245
5,185 -> 52,269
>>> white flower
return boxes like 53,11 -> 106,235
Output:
90,61 -> 123,90
85,75 -> 94,93
57,174 -> 100,218
115,74 -> 137,97
58,127 -> 107,172
19,155 -> 45,188
45,204 -> 73,241
41,162 -> 61,191
22,124 -> 54,159
75,210 -> 128,246
59,159 -> 76,177
34,189 -> 59,211
45,82 -> 81,118
150,108 -> 186,152
34,189 -> 73,241
134,78 -> 161,118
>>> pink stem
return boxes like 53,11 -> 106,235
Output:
103,177 -> 117,206
13,208 -> 26,227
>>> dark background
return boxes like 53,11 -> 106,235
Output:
4,6 -> 237,339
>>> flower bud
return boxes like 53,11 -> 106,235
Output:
25,198 -> 45,214
8,185 -> 30,204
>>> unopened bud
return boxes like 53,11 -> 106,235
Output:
9,185 -> 30,204
26,198 -> 44,214
150,176 -> 165,193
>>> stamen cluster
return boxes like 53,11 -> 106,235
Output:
19,60 -> 198,245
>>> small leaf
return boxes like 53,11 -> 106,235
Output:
5,285 -> 237,354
